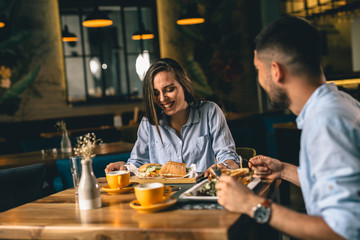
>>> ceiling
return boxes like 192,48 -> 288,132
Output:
58,0 -> 156,12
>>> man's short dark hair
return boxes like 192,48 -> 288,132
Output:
255,16 -> 322,77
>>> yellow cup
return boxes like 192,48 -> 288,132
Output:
106,170 -> 130,189
134,183 -> 171,207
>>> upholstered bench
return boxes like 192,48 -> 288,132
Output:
0,163 -> 47,212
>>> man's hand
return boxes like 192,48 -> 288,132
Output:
105,161 -> 127,173
216,175 -> 262,215
249,155 -> 284,180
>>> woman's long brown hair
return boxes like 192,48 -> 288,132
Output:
142,58 -> 201,141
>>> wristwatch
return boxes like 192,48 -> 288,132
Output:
252,199 -> 272,224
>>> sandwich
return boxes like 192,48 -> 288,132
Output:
221,168 -> 252,185
138,163 -> 162,178
159,161 -> 187,178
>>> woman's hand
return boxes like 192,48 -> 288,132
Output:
105,161 -> 127,173
204,159 -> 239,177
249,155 -> 284,180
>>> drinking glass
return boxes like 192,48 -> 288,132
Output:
70,156 -> 82,202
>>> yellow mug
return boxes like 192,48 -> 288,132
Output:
106,170 -> 130,189
134,183 -> 171,207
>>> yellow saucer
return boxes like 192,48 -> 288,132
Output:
102,185 -> 134,194
129,197 -> 177,213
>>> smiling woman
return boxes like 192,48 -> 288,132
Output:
105,58 -> 240,174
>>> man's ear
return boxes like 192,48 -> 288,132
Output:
271,61 -> 285,84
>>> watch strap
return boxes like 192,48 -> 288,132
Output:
262,199 -> 272,208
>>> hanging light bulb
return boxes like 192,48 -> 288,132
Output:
177,4 -> 205,25
132,29 -> 154,40
135,50 -> 150,81
62,25 -> 78,42
132,7 -> 154,40
82,7 -> 113,28
0,15 -> 6,28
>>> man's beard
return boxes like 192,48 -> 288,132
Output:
268,77 -> 290,109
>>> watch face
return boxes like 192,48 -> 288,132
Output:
254,206 -> 271,224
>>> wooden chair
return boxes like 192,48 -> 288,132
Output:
236,147 -> 256,168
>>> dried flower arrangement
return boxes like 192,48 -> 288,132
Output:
74,133 -> 103,160
55,120 -> 68,132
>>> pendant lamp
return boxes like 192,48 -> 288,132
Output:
177,4 -> 205,25
0,15 -> 6,28
82,7 -> 113,28
132,7 -> 154,40
132,28 -> 154,40
62,25 -> 78,42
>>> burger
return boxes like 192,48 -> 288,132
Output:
222,168 -> 252,185
138,163 -> 162,178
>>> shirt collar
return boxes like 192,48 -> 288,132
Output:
184,103 -> 200,126
296,82 -> 337,129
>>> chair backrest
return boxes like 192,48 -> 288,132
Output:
0,163 -> 47,212
236,147 -> 256,168
236,147 -> 256,161
54,152 -> 131,191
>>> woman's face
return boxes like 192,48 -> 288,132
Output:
153,71 -> 188,117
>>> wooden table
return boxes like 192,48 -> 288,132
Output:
0,141 -> 134,170
0,178 -> 280,240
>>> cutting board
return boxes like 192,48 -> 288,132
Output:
129,176 -> 196,184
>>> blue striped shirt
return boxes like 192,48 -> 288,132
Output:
127,101 -> 239,172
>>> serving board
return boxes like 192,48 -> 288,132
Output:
129,176 -> 196,184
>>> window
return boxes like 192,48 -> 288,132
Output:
59,2 -> 158,104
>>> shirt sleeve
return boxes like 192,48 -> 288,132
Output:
126,118 -> 151,168
304,115 -> 360,240
207,103 -> 238,164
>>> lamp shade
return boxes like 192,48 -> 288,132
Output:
82,9 -> 113,28
0,15 -> 6,28
177,5 -> 205,25
62,25 -> 78,42
132,28 -> 154,40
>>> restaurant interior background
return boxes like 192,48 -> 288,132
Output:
0,0 -> 360,157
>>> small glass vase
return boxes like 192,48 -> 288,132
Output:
60,130 -> 72,153
78,158 -> 101,210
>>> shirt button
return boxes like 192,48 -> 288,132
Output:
179,156 -> 181,160
179,140 -> 182,144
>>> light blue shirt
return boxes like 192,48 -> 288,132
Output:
127,101 -> 239,172
296,83 -> 360,240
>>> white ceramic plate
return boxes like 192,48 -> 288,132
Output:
179,177 -> 261,201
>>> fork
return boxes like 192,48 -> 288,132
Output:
209,167 -> 221,180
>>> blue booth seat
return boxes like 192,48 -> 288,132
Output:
53,152 -> 131,192
0,163 -> 47,212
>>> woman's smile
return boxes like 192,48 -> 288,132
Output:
153,71 -> 188,117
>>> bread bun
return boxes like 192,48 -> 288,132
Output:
159,161 -> 186,178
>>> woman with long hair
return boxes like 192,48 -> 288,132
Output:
105,58 -> 239,173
